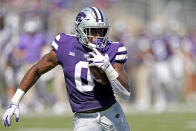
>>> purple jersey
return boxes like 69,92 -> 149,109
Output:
17,32 -> 46,63
51,33 -> 128,112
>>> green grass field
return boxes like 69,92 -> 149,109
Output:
1,112 -> 196,131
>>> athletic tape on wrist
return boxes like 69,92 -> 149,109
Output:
105,64 -> 119,80
11,89 -> 25,104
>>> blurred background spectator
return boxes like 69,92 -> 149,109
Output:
1,0 -> 196,113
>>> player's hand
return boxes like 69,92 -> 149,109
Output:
87,48 -> 110,71
2,103 -> 20,127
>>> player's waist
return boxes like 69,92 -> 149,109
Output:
77,106 -> 111,113
75,102 -> 118,115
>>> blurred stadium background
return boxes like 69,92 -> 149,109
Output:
0,0 -> 196,131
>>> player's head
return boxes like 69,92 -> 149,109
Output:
23,19 -> 41,34
75,7 -> 110,50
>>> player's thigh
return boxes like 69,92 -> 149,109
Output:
73,114 -> 103,131
114,112 -> 130,131
74,121 -> 103,131
104,103 -> 130,131
112,111 -> 130,131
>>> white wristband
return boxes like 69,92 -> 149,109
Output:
11,89 -> 25,104
105,64 -> 119,81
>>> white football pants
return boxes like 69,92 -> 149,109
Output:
73,102 -> 130,131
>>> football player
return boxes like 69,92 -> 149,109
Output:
2,7 -> 131,131
149,34 -> 176,112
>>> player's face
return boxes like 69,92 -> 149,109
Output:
84,28 -> 108,43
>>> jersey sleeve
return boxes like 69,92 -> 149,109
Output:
112,43 -> 128,64
51,34 -> 61,52
51,33 -> 67,64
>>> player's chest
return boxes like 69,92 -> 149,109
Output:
60,49 -> 90,74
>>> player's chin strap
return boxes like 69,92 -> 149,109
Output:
104,64 -> 131,100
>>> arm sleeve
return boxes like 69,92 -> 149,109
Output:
110,79 -> 131,100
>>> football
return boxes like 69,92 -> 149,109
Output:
89,66 -> 109,85
89,50 -> 109,85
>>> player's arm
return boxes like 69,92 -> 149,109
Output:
104,61 -> 131,100
2,50 -> 58,127
87,48 -> 131,99
19,50 -> 58,92
113,63 -> 130,92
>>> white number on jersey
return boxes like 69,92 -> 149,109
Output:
75,61 -> 95,92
